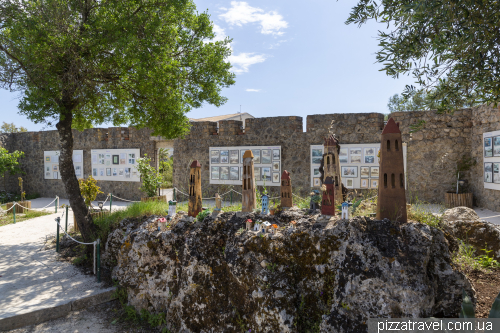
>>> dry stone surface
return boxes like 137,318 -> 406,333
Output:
106,212 -> 473,333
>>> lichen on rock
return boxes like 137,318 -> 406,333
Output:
106,211 -> 474,333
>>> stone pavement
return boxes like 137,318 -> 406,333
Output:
0,198 -> 136,331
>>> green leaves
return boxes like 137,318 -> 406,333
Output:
136,154 -> 163,198
0,148 -> 24,177
347,0 -> 500,110
459,289 -> 475,318
0,0 -> 235,138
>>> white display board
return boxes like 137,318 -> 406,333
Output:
209,146 -> 282,186
310,143 -> 407,189
44,150 -> 83,180
483,130 -> 500,190
90,149 -> 141,182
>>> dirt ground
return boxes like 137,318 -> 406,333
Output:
8,300 -> 162,333
461,266 -> 500,318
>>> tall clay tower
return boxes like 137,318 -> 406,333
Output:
242,150 -> 256,212
322,134 -> 342,205
188,160 -> 202,217
280,170 -> 292,208
376,118 -> 407,222
321,176 -> 335,216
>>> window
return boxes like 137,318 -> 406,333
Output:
395,140 -> 399,151
387,140 -> 391,151
384,173 -> 387,187
391,173 -> 395,188
400,173 -> 404,188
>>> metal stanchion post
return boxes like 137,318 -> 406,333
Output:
65,205 -> 68,232
56,217 -> 60,253
96,239 -> 101,282
13,202 -> 16,224
173,188 -> 176,201
109,193 -> 112,213
55,197 -> 58,213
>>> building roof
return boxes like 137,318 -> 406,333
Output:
190,160 -> 201,168
382,118 -> 401,134
243,150 -> 254,159
281,170 -> 290,180
189,112 -> 253,122
324,134 -> 339,147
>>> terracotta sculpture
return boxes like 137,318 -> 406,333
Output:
320,134 -> 343,205
280,170 -> 293,208
320,176 -> 335,216
376,118 -> 407,222
188,160 -> 202,217
242,150 -> 257,212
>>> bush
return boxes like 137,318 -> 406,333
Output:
136,154 -> 163,197
79,176 -> 103,209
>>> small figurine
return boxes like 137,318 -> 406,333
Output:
246,219 -> 253,231
262,221 -> 272,233
341,201 -> 350,219
271,224 -> 279,234
254,220 -> 263,231
214,193 -> 222,211
290,220 -> 297,230
157,217 -> 167,231
168,200 -> 177,217
310,190 -> 321,211
261,194 -> 269,215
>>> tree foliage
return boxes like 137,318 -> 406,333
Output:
0,0 -> 235,137
158,148 -> 173,188
346,0 -> 500,111
78,176 -> 103,209
136,154 -> 163,198
0,147 -> 24,177
1,122 -> 27,133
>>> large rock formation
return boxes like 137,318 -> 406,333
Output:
105,212 -> 473,333
443,206 -> 500,261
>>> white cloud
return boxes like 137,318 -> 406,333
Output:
228,52 -> 266,74
245,89 -> 261,92
212,24 -> 227,42
219,1 -> 288,36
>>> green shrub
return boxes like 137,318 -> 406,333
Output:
136,154 -> 163,197
196,209 -> 210,222
460,289 -> 500,318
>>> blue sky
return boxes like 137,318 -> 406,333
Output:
1,0 -> 416,132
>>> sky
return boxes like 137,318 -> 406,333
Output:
0,0 -> 417,132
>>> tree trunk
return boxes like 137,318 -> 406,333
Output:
56,111 -> 96,243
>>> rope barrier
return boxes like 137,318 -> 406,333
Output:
110,194 -> 140,203
56,220 -> 95,245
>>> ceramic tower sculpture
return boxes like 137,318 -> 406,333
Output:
376,118 -> 407,222
321,134 -> 342,205
242,150 -> 256,212
280,170 -> 293,208
321,176 -> 335,216
188,160 -> 202,217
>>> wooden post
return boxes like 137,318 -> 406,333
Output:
242,150 -> 256,212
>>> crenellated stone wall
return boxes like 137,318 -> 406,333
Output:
1,127 -> 156,201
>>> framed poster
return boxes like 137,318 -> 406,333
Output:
313,167 -> 320,177
272,173 -> 280,183
273,149 -> 280,160
346,179 -> 353,188
371,167 -> 380,178
45,150 -> 83,180
350,148 -> 361,164
230,150 -> 239,164
370,179 -> 378,188
210,145 -> 281,186
494,163 -> 500,184
261,149 -> 272,164
230,166 -> 239,180
342,166 -> 358,178
91,149 -> 140,182
360,178 -> 368,188
339,148 -> 348,163
220,166 -> 229,180
494,137 -> 500,157
485,138 -> 493,157
360,167 -> 370,178
93,168 -> 97,176
211,150 -> 220,164
262,167 -> 271,181
484,163 -> 493,183
220,150 -> 229,163
211,166 -> 219,180
313,177 -> 321,187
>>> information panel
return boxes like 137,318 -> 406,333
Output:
483,130 -> 500,190
209,146 -> 282,186
90,148 -> 141,182
44,150 -> 83,180
310,143 -> 407,190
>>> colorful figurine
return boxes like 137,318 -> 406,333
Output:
271,224 -> 279,234
261,194 -> 269,215
280,170 -> 293,208
246,219 -> 253,231
376,118 -> 407,222
321,177 -> 335,216
262,221 -> 272,233
168,200 -> 177,217
254,219 -> 263,231
290,220 -> 297,230
157,217 -> 167,231
242,150 -> 257,212
321,134 -> 343,205
310,190 -> 321,211
188,160 -> 202,217
341,201 -> 349,219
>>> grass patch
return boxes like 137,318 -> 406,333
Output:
407,203 -> 444,229
454,240 -> 500,271
0,208 -> 52,227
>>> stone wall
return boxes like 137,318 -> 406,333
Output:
1,127 -> 156,201
173,107 -> 500,210
469,105 -> 500,211
173,114 -> 385,199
